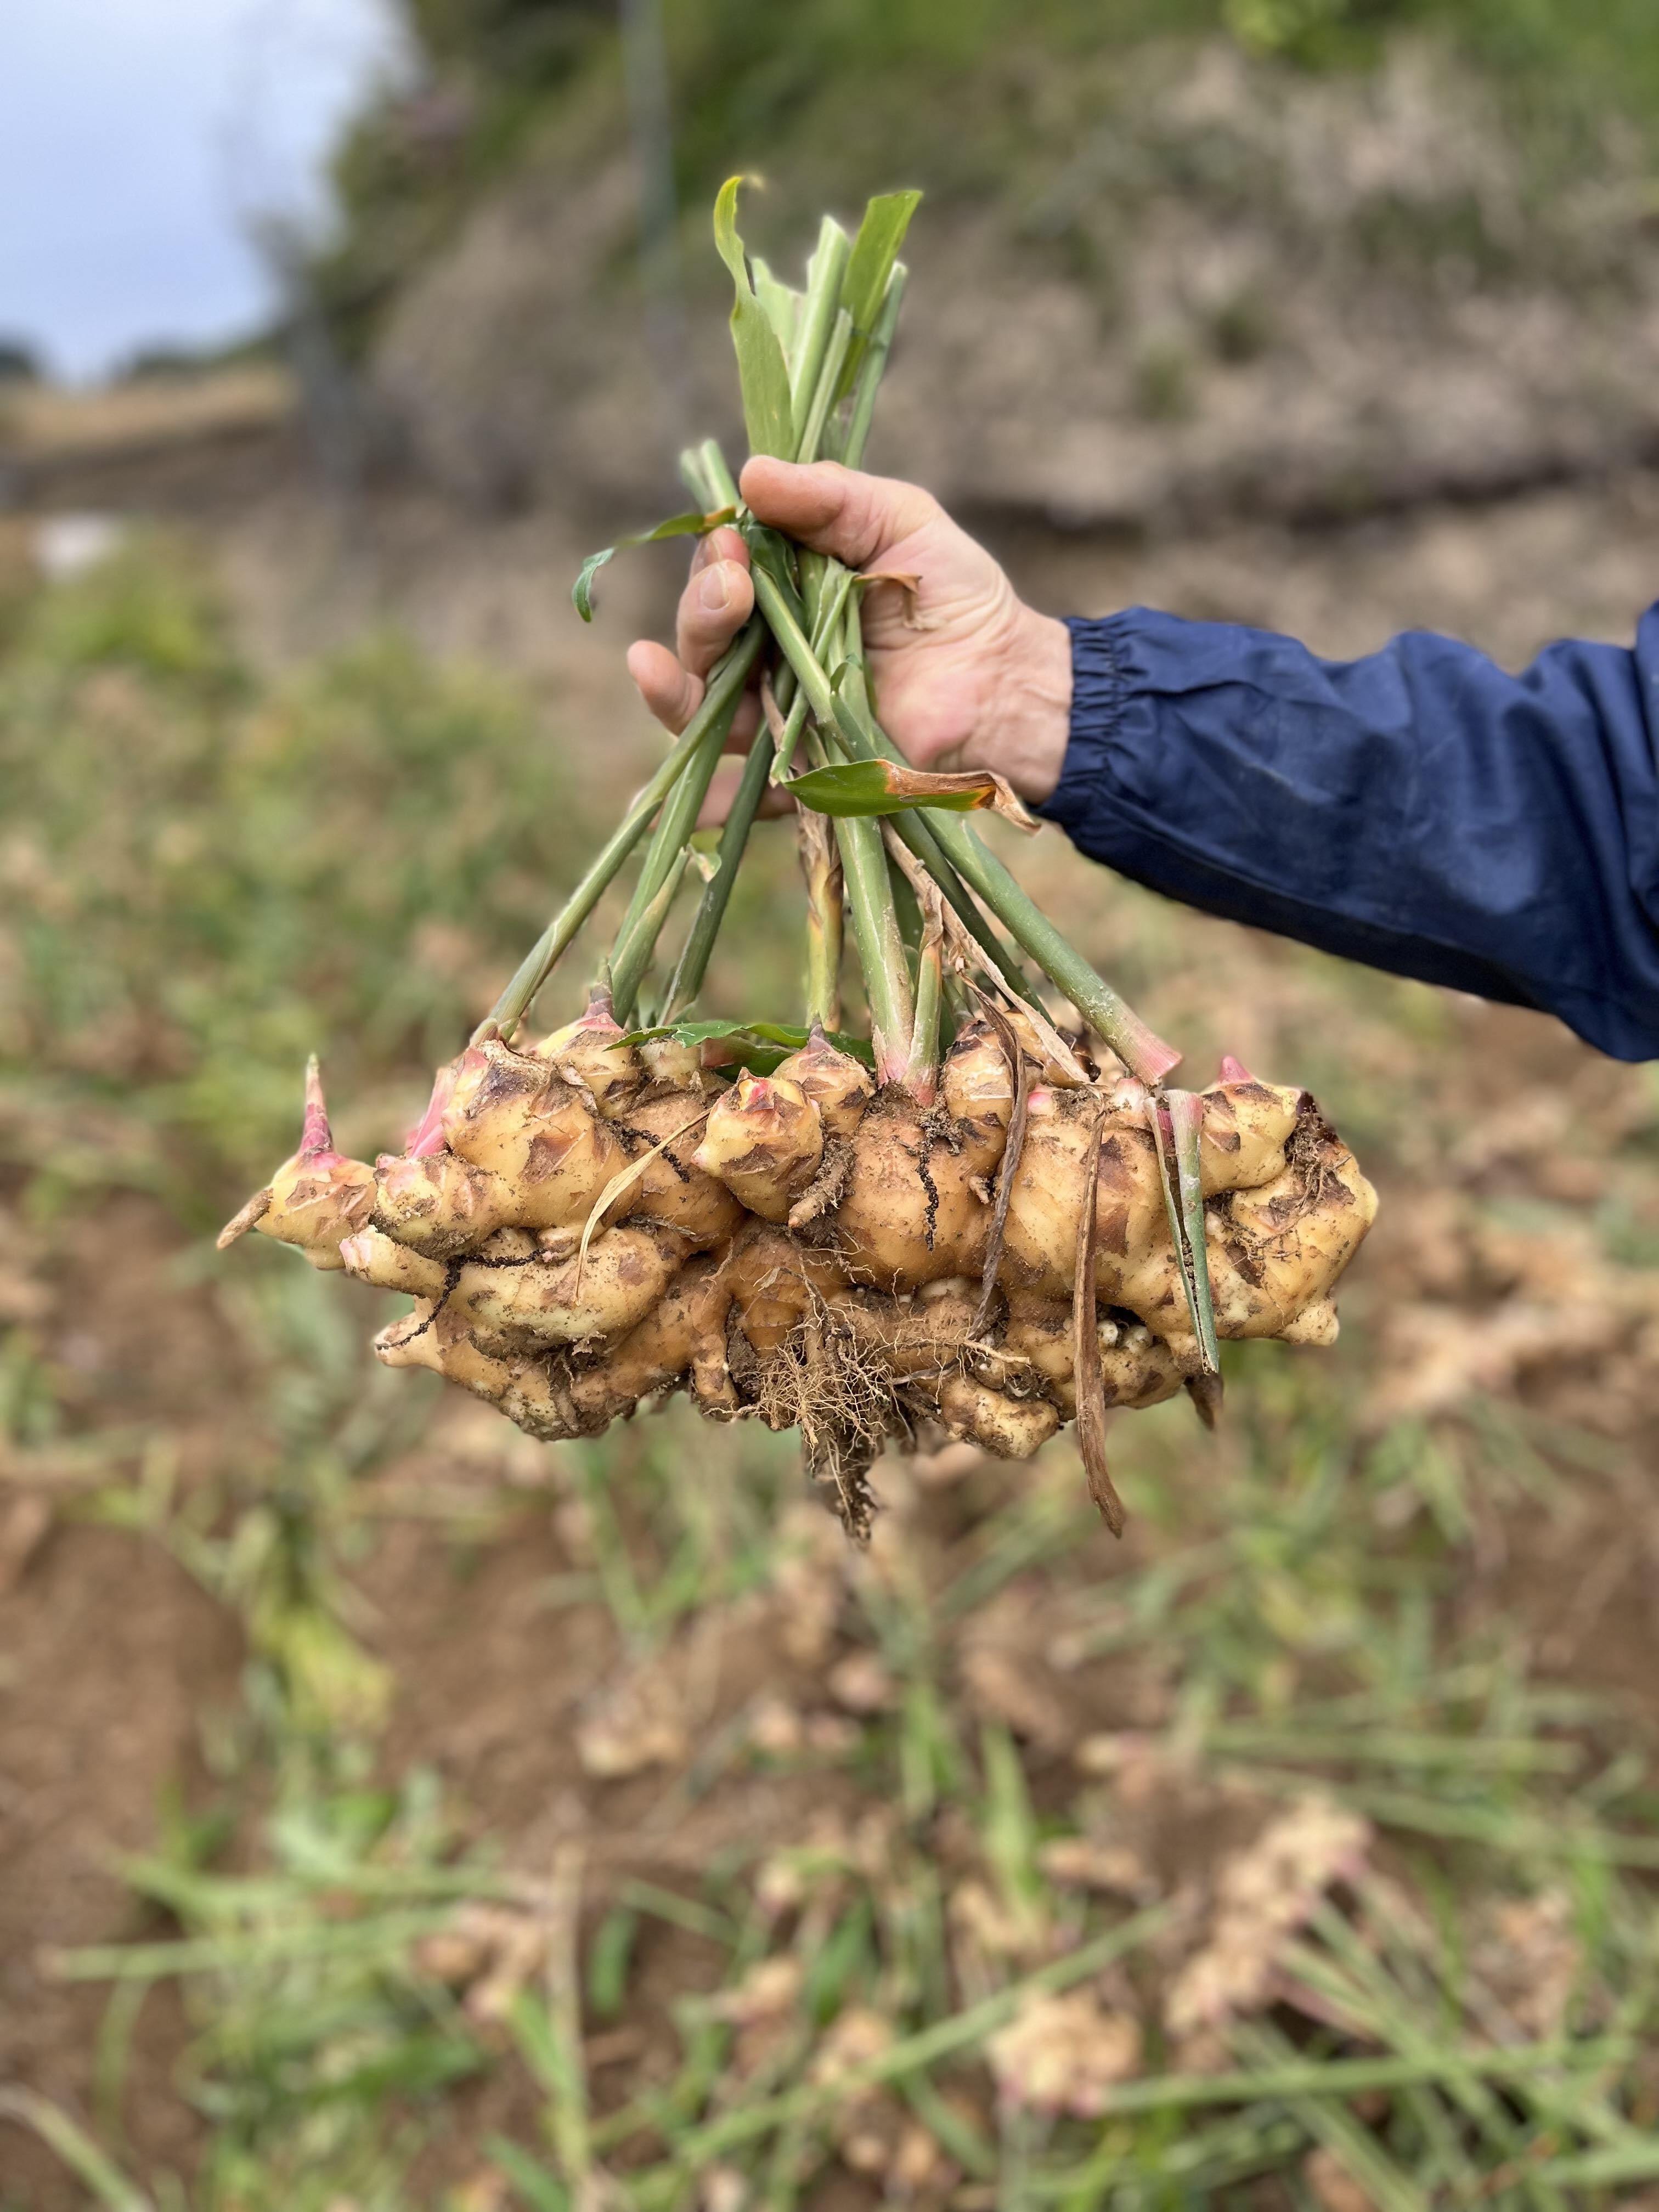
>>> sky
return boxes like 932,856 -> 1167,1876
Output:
0,0 -> 409,382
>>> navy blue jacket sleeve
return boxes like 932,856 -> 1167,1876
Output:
1036,608 -> 1659,1062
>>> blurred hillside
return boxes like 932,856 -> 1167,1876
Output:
309,0 -> 1659,522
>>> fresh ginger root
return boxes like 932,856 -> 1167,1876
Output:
223,1012 -> 1375,1544
694,1074 -> 824,1223
210,183 -> 1386,1537
218,1059 -> 374,1270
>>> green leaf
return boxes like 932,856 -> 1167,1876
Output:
749,256 -> 802,357
782,758 -> 1035,823
746,1020 -> 875,1060
713,175 -> 797,459
620,1017 -> 875,1071
838,189 -> 922,395
572,507 -> 736,622
842,191 -> 922,336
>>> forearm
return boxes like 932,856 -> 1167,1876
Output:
1037,609 -> 1659,1063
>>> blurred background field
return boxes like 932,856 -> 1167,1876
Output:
6,3 -> 1659,2208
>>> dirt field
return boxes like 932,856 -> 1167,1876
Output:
4,408 -> 1659,2205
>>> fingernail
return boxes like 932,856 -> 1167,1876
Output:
698,565 -> 732,614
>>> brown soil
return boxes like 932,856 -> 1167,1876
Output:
0,1524 -> 243,2199
5,1086 -> 1657,2200
7,427 -> 1659,2199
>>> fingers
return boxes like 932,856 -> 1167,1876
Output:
696,758 -> 797,832
676,524 -> 754,677
626,528 -> 754,735
626,640 -> 704,735
739,457 -> 940,569
627,641 -> 763,744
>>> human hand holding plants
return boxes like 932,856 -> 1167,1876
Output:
220,180 -> 1379,1525
625,456 -> 1074,820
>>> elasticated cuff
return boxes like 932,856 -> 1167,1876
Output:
1034,616 -> 1135,840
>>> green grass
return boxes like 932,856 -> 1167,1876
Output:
0,539 -> 593,1215
0,537 -> 813,1227
31,1347 -> 1659,2208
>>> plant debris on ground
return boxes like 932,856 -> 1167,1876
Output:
5,464 -> 1659,2205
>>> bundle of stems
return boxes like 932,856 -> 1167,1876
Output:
558,183 -> 1216,1384
219,179 -> 1377,1534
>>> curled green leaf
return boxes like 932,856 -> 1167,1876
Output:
713,176 -> 797,460
572,507 -> 737,621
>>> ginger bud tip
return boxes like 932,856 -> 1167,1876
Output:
300,1054 -> 334,1157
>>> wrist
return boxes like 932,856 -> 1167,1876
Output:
992,608 -> 1073,804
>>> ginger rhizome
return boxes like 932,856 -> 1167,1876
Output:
230,1031 -> 1375,1539
219,182 -> 1377,1538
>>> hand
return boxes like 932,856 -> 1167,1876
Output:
625,458 -> 1073,823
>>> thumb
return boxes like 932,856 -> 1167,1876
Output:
739,457 -> 940,570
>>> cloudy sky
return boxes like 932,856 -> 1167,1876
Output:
0,0 -> 407,381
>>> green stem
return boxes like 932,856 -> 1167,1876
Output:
697,437 -> 740,510
839,266 -> 906,469
799,713 -> 911,1079
837,586 -> 873,714
794,309 -> 854,465
791,449 -> 860,658
749,560 -> 1178,1082
811,561 -> 857,655
833,804 -> 912,1086
754,560 -> 979,954
787,217 -> 851,432
0,2087 -> 154,2212
662,719 -> 776,1020
611,851 -> 691,1022
1078,2034 -> 1637,2124
610,623 -> 760,985
769,564 -> 851,785
480,622 -> 762,1041
770,684 -> 811,780
888,842 -> 924,969
843,590 -> 1031,985
679,443 -> 721,510
1171,1087 -> 1221,1372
